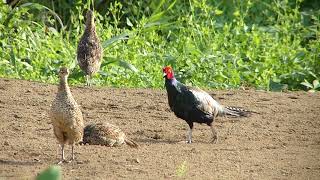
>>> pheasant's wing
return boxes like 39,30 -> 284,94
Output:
173,85 -> 222,121
187,87 -> 223,116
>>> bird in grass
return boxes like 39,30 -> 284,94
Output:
77,9 -> 103,86
83,122 -> 139,148
162,66 -> 250,143
50,67 -> 84,164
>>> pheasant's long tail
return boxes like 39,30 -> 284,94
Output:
125,138 -> 139,148
222,106 -> 257,117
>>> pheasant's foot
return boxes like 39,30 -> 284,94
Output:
56,159 -> 70,165
211,137 -> 218,144
177,140 -> 192,144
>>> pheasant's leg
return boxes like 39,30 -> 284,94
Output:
86,75 -> 90,86
187,128 -> 193,143
71,144 -> 75,161
210,124 -> 218,143
57,144 -> 66,164
187,123 -> 193,144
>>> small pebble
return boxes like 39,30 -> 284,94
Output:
13,114 -> 22,119
126,158 -> 140,163
77,161 -> 85,164
134,158 -> 140,163
153,133 -> 161,140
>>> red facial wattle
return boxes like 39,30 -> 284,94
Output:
163,66 -> 174,79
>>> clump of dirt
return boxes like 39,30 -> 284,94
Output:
0,78 -> 319,179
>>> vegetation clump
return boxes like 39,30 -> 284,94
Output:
0,0 -> 319,91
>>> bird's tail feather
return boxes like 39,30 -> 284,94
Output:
125,138 -> 139,148
222,106 -> 253,117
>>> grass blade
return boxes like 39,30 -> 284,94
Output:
18,3 -> 64,29
102,32 -> 130,48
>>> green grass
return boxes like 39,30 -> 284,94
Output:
0,0 -> 319,91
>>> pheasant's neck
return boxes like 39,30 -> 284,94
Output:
58,76 -> 71,93
166,77 -> 178,86
165,78 -> 180,94
85,18 -> 96,34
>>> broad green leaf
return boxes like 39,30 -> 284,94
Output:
0,60 -> 10,65
101,57 -> 119,67
152,0 -> 166,15
300,81 -> 313,89
100,57 -> 138,73
148,12 -> 165,23
148,0 -> 176,24
118,60 -> 138,72
102,33 -> 130,48
309,71 -> 317,79
21,62 -> 33,70
269,80 -> 288,92
167,0 -> 177,11
233,10 -> 240,17
215,9 -> 223,15
126,18 -> 133,27
313,80 -> 319,89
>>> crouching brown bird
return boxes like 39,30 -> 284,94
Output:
162,66 -> 250,143
77,9 -> 103,86
50,67 -> 84,163
83,122 -> 138,148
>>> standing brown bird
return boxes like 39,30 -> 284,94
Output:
77,9 -> 103,86
50,67 -> 84,164
83,122 -> 138,148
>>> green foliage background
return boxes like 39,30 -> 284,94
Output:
0,0 -> 319,90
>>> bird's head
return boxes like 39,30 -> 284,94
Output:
162,66 -> 174,79
86,9 -> 93,19
85,9 -> 94,26
58,67 -> 69,78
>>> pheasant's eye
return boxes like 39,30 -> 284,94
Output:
163,66 -> 172,74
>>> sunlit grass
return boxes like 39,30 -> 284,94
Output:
0,0 -> 319,91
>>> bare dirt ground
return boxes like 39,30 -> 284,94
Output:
0,78 -> 319,179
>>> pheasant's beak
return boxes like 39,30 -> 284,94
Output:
163,72 -> 167,78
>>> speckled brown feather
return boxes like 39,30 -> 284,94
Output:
77,10 -> 103,79
50,67 -> 84,146
83,122 -> 138,148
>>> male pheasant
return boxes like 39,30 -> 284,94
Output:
163,66 -> 250,143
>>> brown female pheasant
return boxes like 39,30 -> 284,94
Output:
77,9 -> 103,86
83,122 -> 138,148
50,67 -> 84,163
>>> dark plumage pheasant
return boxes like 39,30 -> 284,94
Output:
163,66 -> 250,143
50,67 -> 84,163
83,122 -> 138,148
77,9 -> 103,86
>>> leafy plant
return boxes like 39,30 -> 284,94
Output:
36,165 -> 61,180
301,72 -> 320,92
0,0 -> 319,90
